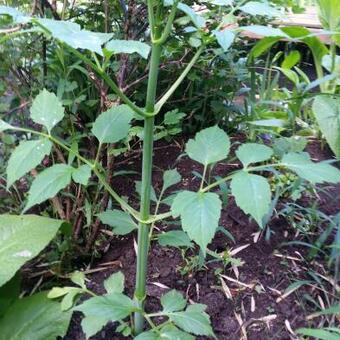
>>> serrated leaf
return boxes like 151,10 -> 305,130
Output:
105,40 -> 150,59
170,308 -> 214,336
186,126 -> 230,166
30,89 -> 65,134
0,215 -> 65,286
158,230 -> 193,248
161,290 -> 186,312
0,292 -> 72,340
72,164 -> 91,185
98,209 -> 137,235
37,18 -> 113,56
236,143 -> 273,168
171,191 -> 221,254
6,138 -> 52,189
163,169 -> 181,191
313,95 -> 340,158
164,109 -> 186,125
273,136 -> 307,157
75,293 -> 135,326
282,152 -> 340,183
23,164 -> 74,213
231,171 -> 271,228
214,29 -> 235,51
104,271 -> 125,294
92,104 -> 134,144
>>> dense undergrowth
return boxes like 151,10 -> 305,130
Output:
0,0 -> 339,339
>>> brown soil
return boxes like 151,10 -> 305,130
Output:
63,136 -> 339,340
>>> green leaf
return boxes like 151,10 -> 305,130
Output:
135,325 -> 195,340
163,169 -> 181,191
158,230 -> 194,248
92,104 -> 134,144
104,40 -> 150,59
0,292 -> 72,340
75,293 -> 136,336
282,152 -> 340,184
70,271 -> 86,289
98,209 -> 137,235
164,109 -> 186,125
0,6 -> 28,23
37,18 -> 113,56
0,275 -> 21,317
80,315 -> 109,338
135,180 -> 158,202
30,89 -> 65,134
170,308 -> 214,336
273,136 -> 307,158
296,328 -> 340,340
186,126 -> 230,166
313,95 -> 340,158
161,290 -> 186,312
23,164 -> 73,213
231,171 -> 271,228
236,143 -> 273,168
104,271 -> 125,294
6,139 -> 52,189
249,118 -> 286,128
171,191 -> 222,254
282,50 -> 301,69
72,164 -> 92,185
0,119 -> 14,132
171,1 -> 206,28
250,36 -> 281,58
239,25 -> 289,38
0,215 -> 65,286
239,1 -> 281,17
214,30 -> 235,51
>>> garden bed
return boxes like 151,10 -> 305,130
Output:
61,137 -> 339,340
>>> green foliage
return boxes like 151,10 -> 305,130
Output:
92,105 -> 134,144
231,171 -> 271,228
0,292 -> 72,340
6,138 -> 52,188
158,230 -> 194,248
186,125 -> 230,166
172,191 -> 222,254
313,95 -> 340,158
98,209 -> 138,235
104,271 -> 125,294
236,143 -> 273,168
0,215 -> 66,286
24,164 -> 74,213
30,89 -> 65,134
282,152 -> 340,184
161,289 -> 187,312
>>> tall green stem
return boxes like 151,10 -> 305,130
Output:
133,38 -> 162,334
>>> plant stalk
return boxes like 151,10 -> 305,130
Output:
133,40 -> 162,334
